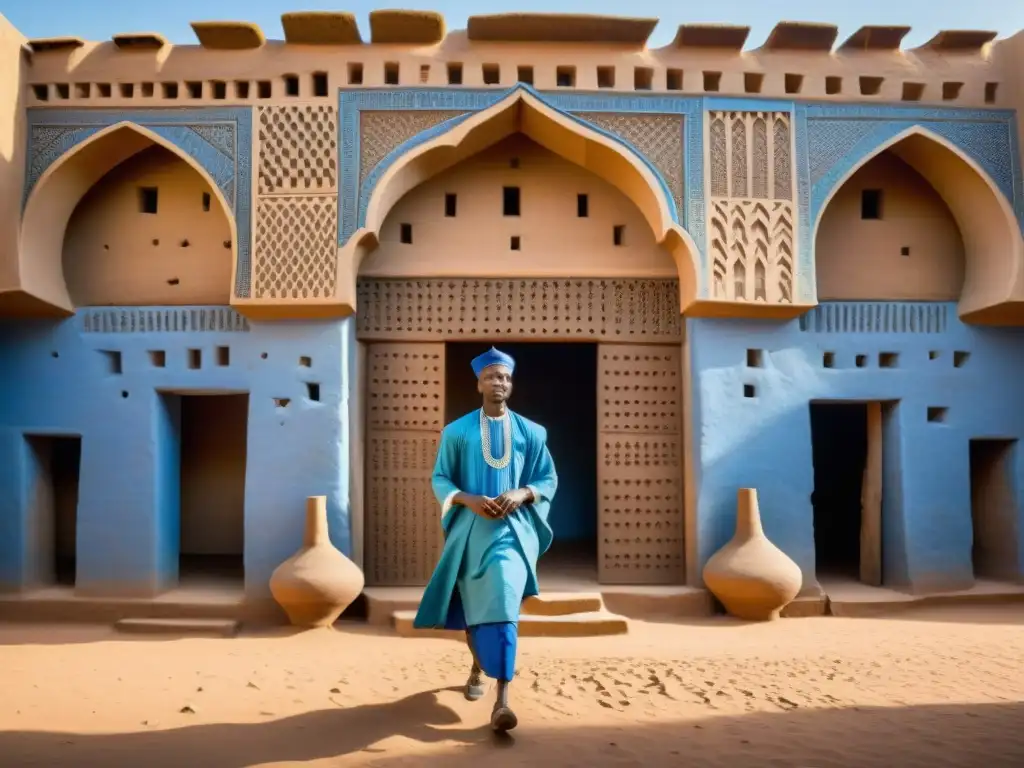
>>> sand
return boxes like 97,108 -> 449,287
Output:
1,605 -> 1024,767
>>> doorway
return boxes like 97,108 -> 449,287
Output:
24,435 -> 82,587
445,342 -> 599,578
810,402 -> 885,584
969,438 -> 1019,580
158,393 -> 248,588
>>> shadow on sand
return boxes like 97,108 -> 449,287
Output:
1,695 -> 1023,767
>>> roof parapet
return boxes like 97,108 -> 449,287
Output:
190,21 -> 265,50
671,24 -> 750,50
111,32 -> 167,51
839,25 -> 911,51
918,29 -> 998,51
26,37 -> 84,53
763,21 -> 839,52
467,13 -> 658,46
281,12 -> 362,45
370,10 -> 446,44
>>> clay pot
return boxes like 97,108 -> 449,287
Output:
702,488 -> 802,621
269,496 -> 365,628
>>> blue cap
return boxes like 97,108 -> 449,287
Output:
471,347 -> 515,378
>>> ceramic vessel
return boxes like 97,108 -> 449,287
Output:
702,488 -> 803,621
269,495 -> 365,627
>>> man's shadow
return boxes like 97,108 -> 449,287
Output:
0,686 -> 507,768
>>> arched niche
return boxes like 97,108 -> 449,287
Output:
812,127 -> 1024,321
361,134 -> 678,280
18,122 -> 237,314
338,87 -> 700,314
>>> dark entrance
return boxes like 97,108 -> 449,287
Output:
969,438 -> 1019,580
445,342 -> 598,573
159,393 -> 248,587
810,403 -> 869,579
24,435 -> 82,587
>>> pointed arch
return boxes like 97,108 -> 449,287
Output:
337,87 -> 700,314
812,125 -> 1024,320
17,121 -> 237,314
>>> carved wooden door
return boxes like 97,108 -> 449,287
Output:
597,344 -> 685,584
364,343 -> 445,586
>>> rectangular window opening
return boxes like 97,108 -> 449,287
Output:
97,83 -> 112,98
202,192 -> 211,212
597,66 -> 615,89
313,71 -> 329,97
510,236 -> 521,251
257,80 -> 272,99
138,187 -> 158,214
577,193 -> 589,218
348,63 -> 364,85
444,193 -> 457,217
149,350 -> 166,368
211,80 -> 227,100
613,225 -> 625,246
634,66 -> 654,91
216,346 -> 230,367
861,189 -> 882,220
784,73 -> 803,94
284,74 -> 300,97
744,72 -> 764,94
188,349 -> 202,370
161,82 -> 178,99
703,71 -> 722,92
400,223 -> 413,244
384,62 -> 400,85
482,63 -> 500,85
306,382 -> 321,402
447,63 -> 463,85
943,81 -> 963,100
234,80 -> 250,98
927,406 -> 948,423
985,82 -> 999,104
517,65 -> 534,85
556,66 -> 575,87
825,76 -> 842,95
31,84 -> 48,101
859,76 -> 884,96
185,81 -> 202,99
503,187 -> 520,217
666,68 -> 683,91
418,64 -> 430,84
902,82 -> 925,102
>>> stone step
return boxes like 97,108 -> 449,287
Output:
522,591 -> 604,616
114,618 -> 240,637
392,609 -> 628,638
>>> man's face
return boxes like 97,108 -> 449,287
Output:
477,365 -> 513,404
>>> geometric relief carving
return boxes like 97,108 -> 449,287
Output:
709,200 -> 794,304
365,342 -> 446,586
574,112 -> 685,217
257,105 -> 338,194
355,278 -> 682,343
707,111 -> 795,304
253,196 -> 338,299
597,345 -> 684,585
359,110 -> 465,187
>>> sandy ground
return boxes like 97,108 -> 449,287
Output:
1,606 -> 1024,767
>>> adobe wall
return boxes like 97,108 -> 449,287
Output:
0,309 -> 352,599
688,306 -> 1024,594
0,16 -> 26,291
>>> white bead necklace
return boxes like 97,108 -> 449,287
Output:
479,409 -> 512,470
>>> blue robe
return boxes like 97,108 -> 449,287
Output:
413,409 -> 558,681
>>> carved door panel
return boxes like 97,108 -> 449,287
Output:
364,343 -> 445,586
597,344 -> 685,585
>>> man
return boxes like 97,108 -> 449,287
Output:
414,347 -> 558,733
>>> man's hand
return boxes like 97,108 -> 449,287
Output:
494,487 -> 533,517
457,493 -> 504,519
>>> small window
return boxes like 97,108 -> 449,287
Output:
348,63 -> 363,85
927,406 -> 948,424
634,67 -> 653,91
666,69 -> 683,91
503,187 -> 520,217
902,82 -> 924,102
138,187 -> 158,214
161,82 -> 178,99
202,192 -> 211,212
384,62 -> 400,85
400,223 -> 413,244
141,82 -> 155,97
419,64 -> 430,84
74,82 -> 90,99
119,83 -> 135,98
825,76 -> 842,95
31,84 -> 48,101
284,74 -> 300,96
185,81 -> 202,99
510,236 -> 521,251
859,76 -> 884,96
900,246 -> 910,256
313,71 -> 329,96
577,194 -> 588,218
743,384 -> 756,398
784,73 -> 803,94
597,66 -> 615,89
744,73 -> 764,94
985,82 -> 999,104
257,80 -> 272,99
447,63 -> 463,85
517,66 -> 533,85
942,82 -> 963,100
97,83 -> 112,98
211,80 -> 227,100
55,83 -> 70,99
613,225 -> 625,246
703,71 -> 721,92
482,63 -> 500,85
444,193 -> 457,217
822,352 -> 835,368
556,66 -> 575,87
234,80 -> 250,98
861,189 -> 882,220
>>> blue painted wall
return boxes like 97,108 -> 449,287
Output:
689,301 -> 1024,593
0,307 -> 351,598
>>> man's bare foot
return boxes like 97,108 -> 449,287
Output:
491,702 -> 518,732
465,664 -> 485,701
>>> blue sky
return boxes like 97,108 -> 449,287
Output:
3,0 -> 1024,49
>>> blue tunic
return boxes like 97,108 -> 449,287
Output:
413,409 -> 558,681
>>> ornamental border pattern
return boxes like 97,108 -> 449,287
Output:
23,107 -> 254,299
339,85 -> 704,287
795,102 -> 1023,304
